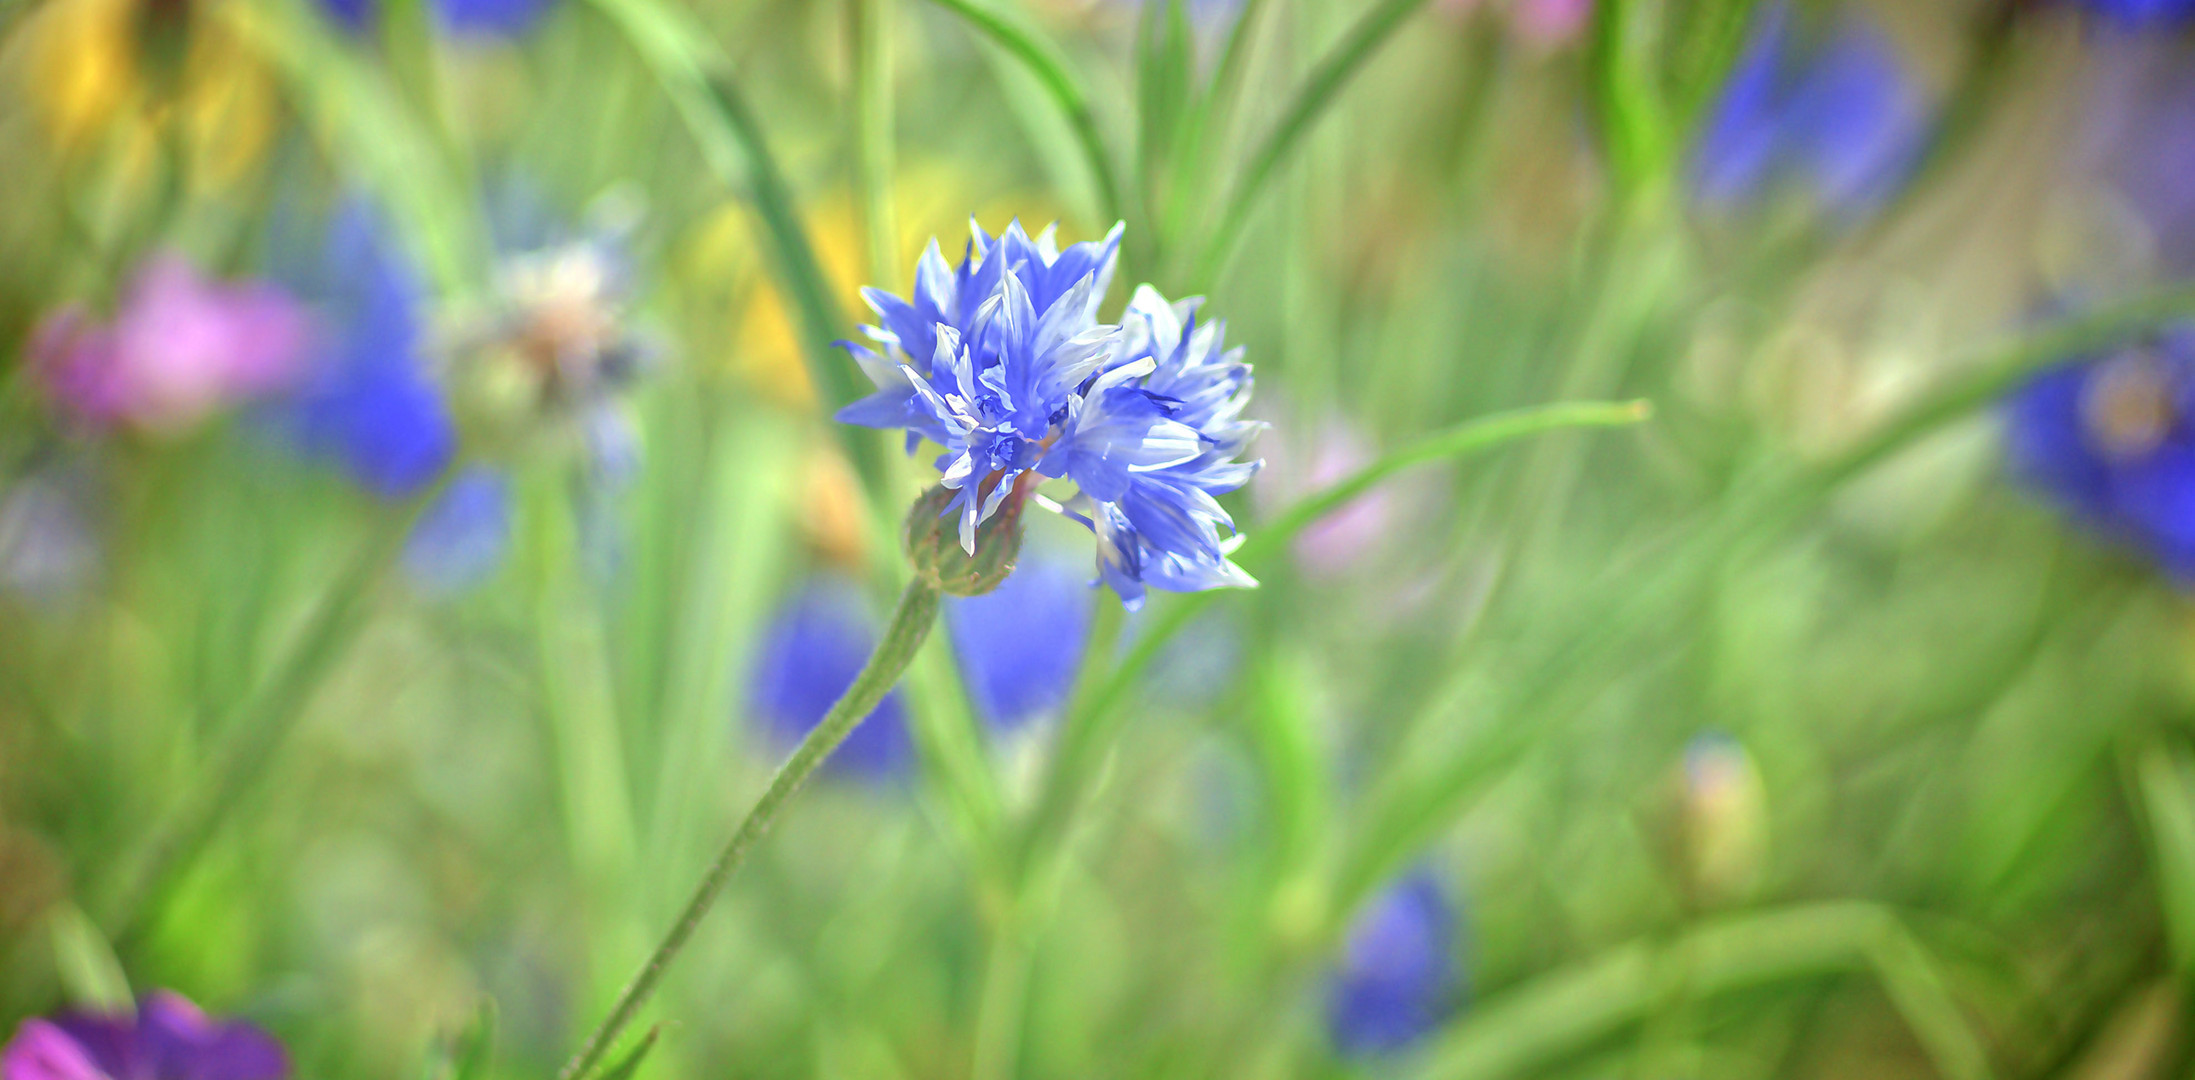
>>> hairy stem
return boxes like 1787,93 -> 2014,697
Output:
557,579 -> 942,1080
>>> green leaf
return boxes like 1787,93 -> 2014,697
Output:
1411,903 -> 1993,1080
923,0 -> 1123,226
49,905 -> 132,1013
596,1025 -> 661,1080
1135,0 -> 1193,240
2136,740 -> 2195,983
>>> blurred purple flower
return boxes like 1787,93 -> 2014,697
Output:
945,548 -> 1092,732
284,205 -> 457,499
31,256 -> 309,438
749,577 -> 912,782
2,991 -> 287,1080
1692,2 -> 1933,220
1326,868 -> 1459,1057
2006,329 -> 2195,579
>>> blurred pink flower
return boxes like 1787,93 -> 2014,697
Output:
32,256 -> 310,437
1437,0 -> 1593,46
1257,415 -> 1392,579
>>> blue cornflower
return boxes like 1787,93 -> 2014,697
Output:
284,206 -> 458,499
748,577 -> 913,781
945,547 -> 1091,732
1693,2 -> 1933,220
838,221 -> 1261,610
1327,869 -> 1459,1057
2007,330 -> 2195,579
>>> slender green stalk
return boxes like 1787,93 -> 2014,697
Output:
849,0 -> 899,292
556,580 -> 943,1080
968,924 -> 1035,1080
101,477 -> 449,942
924,0 -> 1123,226
1188,0 -> 1434,289
1010,399 -> 1650,885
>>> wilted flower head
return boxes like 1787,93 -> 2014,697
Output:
2,991 -> 287,1080
839,220 -> 1261,610
32,256 -> 308,438
749,578 -> 913,782
1326,869 -> 1458,1057
1693,1 -> 1933,220
2006,331 -> 2195,579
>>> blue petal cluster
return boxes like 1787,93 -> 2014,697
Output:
1326,869 -> 1459,1057
1693,1 -> 1932,220
2007,331 -> 2195,578
839,221 -> 1260,610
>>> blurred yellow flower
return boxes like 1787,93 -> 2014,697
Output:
684,166 -> 1073,410
12,0 -> 278,189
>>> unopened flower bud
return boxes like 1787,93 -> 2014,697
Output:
904,482 -> 1026,597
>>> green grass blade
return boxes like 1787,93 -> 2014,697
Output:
1414,903 -> 1993,1080
582,0 -> 878,481
2135,740 -> 2195,984
924,0 -> 1124,226
1189,0 -> 1434,288
1012,399 -> 1649,887
234,0 -> 485,296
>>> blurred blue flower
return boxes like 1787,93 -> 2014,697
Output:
1693,2 -> 1932,220
2081,43 -> 2195,278
749,577 -> 912,781
945,548 -> 1091,732
319,0 -> 553,37
0,466 -> 100,605
2074,0 -> 2195,27
2006,330 -> 2195,578
2,991 -> 287,1080
1327,869 -> 1459,1057
838,221 -> 1261,610
402,465 -> 511,595
284,206 -> 457,499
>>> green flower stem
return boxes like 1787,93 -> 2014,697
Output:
1009,399 -> 1651,888
924,0 -> 1123,226
556,579 -> 943,1080
1188,0 -> 1434,290
101,475 -> 452,943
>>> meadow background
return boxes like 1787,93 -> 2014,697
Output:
5,0 -> 2195,1077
